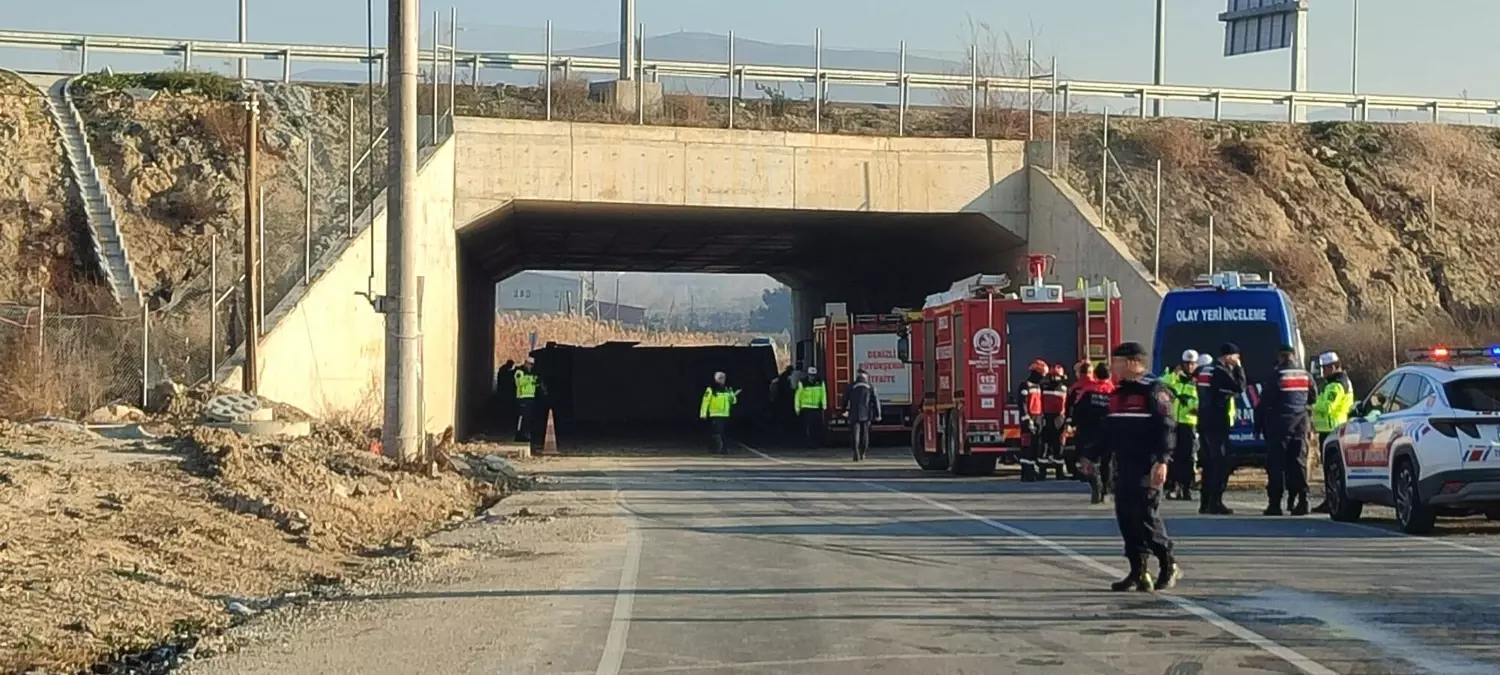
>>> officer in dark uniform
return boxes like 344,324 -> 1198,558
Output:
1255,344 -> 1317,516
1017,360 -> 1047,482
1074,362 -> 1116,504
1039,364 -> 1071,480
1196,343 -> 1247,515
1081,342 -> 1180,592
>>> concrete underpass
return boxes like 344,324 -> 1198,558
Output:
454,200 -> 1027,438
228,117 -> 1167,440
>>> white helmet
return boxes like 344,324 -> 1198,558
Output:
1318,351 -> 1340,367
1181,349 -> 1199,363
807,366 -> 819,376
1196,354 -> 1213,367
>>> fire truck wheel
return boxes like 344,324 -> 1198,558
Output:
911,416 -> 948,471
943,414 -> 964,476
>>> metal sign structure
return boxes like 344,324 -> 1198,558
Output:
1219,0 -> 1309,121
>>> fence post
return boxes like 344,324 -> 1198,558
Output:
1050,56 -> 1059,171
304,136 -> 312,285
814,29 -> 822,134
258,186 -> 265,333
1154,159 -> 1162,280
448,7 -> 457,127
210,234 -> 218,379
140,303 -> 150,407
544,20 -> 553,121
637,24 -> 645,125
1100,107 -> 1110,229
727,31 -> 735,130
969,45 -> 977,138
431,10 -> 441,143
346,96 -> 355,237
897,40 -> 906,137
36,277 -> 46,372
1026,39 -> 1034,141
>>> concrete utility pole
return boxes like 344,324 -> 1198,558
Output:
383,0 -> 422,463
619,0 -> 636,80
1153,0 -> 1166,117
238,0 -> 248,79
242,93 -> 261,394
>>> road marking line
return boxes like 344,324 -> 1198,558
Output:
595,523 -> 644,675
1223,497 -> 1500,559
742,444 -> 1337,675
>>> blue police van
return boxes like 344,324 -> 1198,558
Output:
1151,271 -> 1305,468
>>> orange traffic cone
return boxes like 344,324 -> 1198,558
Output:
542,409 -> 558,454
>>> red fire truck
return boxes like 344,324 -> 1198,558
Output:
898,255 -> 1122,476
810,306 -> 921,435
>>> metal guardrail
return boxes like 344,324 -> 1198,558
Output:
2,27 -> 1498,122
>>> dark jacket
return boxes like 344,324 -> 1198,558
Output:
1195,361 -> 1246,431
1073,378 -> 1115,452
844,380 -> 883,423
1103,376 -> 1177,488
1256,359 -> 1315,434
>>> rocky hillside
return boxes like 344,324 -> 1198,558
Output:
0,72 -> 97,307
1062,118 -> 1500,384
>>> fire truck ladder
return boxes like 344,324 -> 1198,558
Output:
1076,277 -> 1117,363
831,317 -> 852,407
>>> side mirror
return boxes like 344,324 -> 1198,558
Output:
896,334 -> 910,363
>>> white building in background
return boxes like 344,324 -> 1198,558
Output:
496,271 -> 584,316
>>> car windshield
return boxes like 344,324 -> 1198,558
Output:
1157,321 -> 1285,377
1445,377 -> 1500,412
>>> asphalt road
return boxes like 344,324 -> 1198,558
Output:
197,446 -> 1500,675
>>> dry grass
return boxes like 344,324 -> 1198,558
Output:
493,314 -> 737,365
663,93 -> 713,127
194,105 -> 245,154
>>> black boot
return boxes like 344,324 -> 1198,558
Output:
1155,560 -> 1182,591
1290,492 -> 1310,516
1090,480 -> 1104,505
1199,492 -> 1211,515
1263,499 -> 1284,516
1311,499 -> 1331,514
1211,495 -> 1235,515
1111,561 -> 1155,592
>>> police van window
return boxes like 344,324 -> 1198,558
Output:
1389,374 -> 1431,413
1364,374 -> 1404,413
1445,378 -> 1500,412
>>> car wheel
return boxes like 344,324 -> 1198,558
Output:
1394,459 -> 1436,535
1323,448 -> 1362,523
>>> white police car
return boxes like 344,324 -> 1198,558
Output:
1322,347 -> 1500,533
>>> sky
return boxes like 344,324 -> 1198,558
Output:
4,0 -> 1498,100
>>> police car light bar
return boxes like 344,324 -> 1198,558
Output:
1405,346 -> 1500,361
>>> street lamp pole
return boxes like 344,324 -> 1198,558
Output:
1153,0 -> 1167,117
237,0 -> 248,79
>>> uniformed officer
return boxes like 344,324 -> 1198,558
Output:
514,357 -> 541,442
1039,364 -> 1071,480
1081,342 -> 1180,592
701,372 -> 739,454
1256,345 -> 1317,516
1074,362 -> 1115,504
794,366 -> 828,448
1017,360 -> 1047,482
1196,343 -> 1247,515
1311,351 -> 1356,514
1160,350 -> 1201,502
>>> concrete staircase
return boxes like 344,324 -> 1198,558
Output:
39,76 -> 142,309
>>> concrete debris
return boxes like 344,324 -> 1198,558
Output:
202,393 -> 269,424
86,404 -> 147,425
482,455 -> 520,479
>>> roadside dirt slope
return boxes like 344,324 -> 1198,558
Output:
0,420 -> 486,673
1062,118 -> 1500,383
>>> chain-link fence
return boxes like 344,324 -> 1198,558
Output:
0,89 -> 454,420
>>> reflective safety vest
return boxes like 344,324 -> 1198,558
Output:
1160,369 -> 1199,426
1313,372 -> 1356,433
514,369 -> 539,400
701,387 -> 737,418
1020,379 -> 1043,417
795,381 -> 827,412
